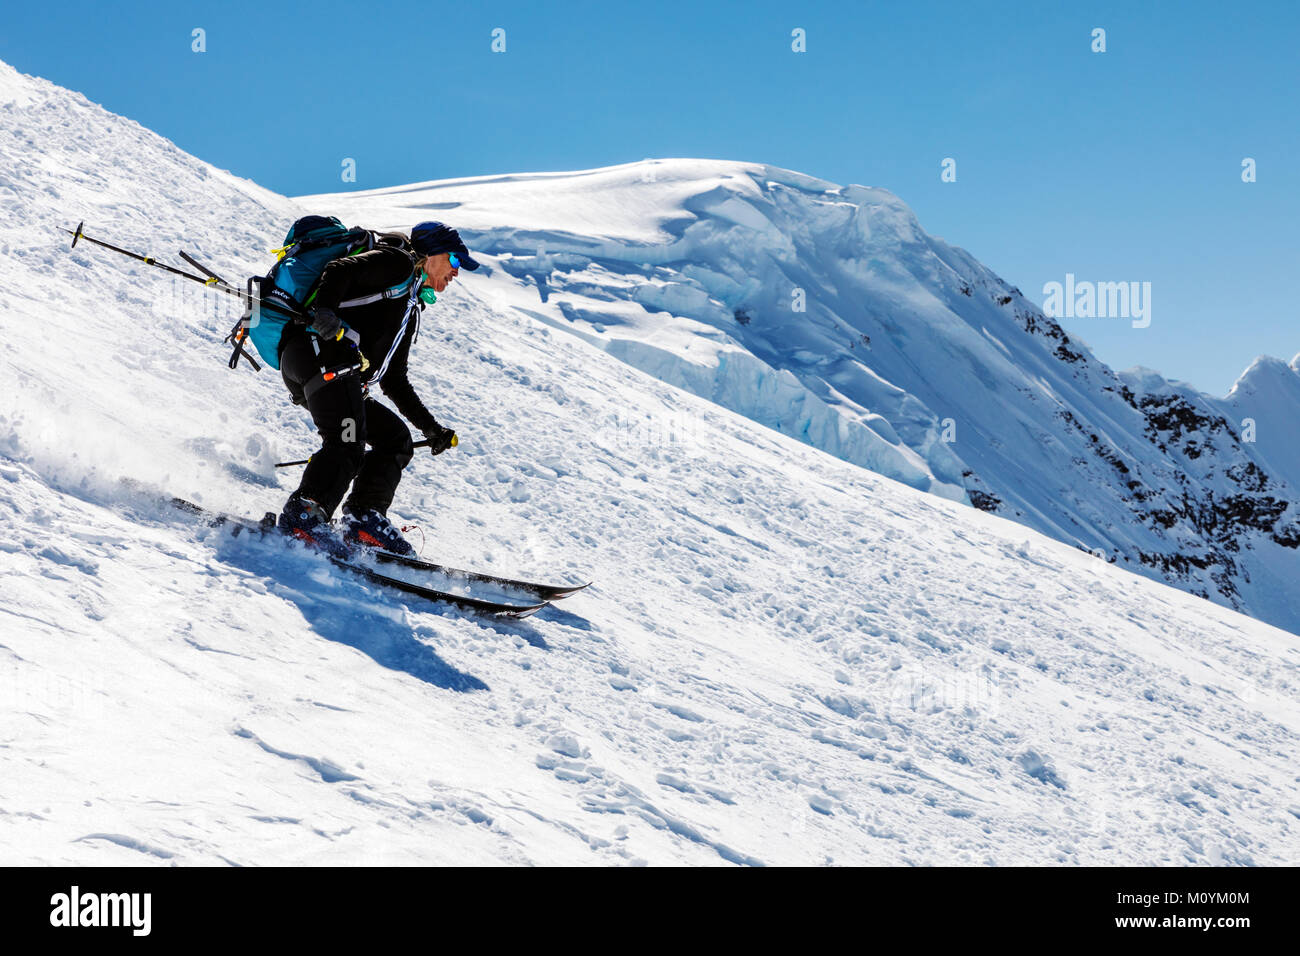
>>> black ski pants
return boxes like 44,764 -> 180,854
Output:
280,332 -> 414,517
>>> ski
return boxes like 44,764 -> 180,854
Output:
170,498 -> 549,619
170,496 -> 588,601
364,549 -> 591,602
332,558 -> 548,619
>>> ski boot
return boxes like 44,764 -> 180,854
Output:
339,505 -> 416,556
278,493 -> 351,558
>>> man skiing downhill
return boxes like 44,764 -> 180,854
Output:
276,218 -> 480,557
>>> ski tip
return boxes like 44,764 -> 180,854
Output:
544,582 -> 593,599
507,601 -> 550,619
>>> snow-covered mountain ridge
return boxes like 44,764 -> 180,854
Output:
306,163 -> 1300,634
2,60 -> 1299,866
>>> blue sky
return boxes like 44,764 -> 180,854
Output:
3,0 -> 1296,394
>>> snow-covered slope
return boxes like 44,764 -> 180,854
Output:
303,163 -> 1300,634
1214,354 -> 1300,495
3,60 -> 1300,866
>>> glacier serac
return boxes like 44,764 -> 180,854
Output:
306,158 -> 1300,634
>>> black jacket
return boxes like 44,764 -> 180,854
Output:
308,233 -> 439,434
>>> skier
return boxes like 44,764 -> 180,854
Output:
276,219 -> 480,556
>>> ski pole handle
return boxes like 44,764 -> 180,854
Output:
273,433 -> 457,468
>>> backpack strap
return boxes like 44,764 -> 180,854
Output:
225,276 -> 265,371
367,281 -> 424,388
335,238 -> 418,308
337,276 -> 418,309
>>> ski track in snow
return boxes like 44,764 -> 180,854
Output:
1,59 -> 1298,866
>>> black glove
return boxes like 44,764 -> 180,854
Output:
314,320 -> 369,373
309,306 -> 342,340
422,423 -> 457,456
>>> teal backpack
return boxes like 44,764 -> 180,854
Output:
227,216 -> 423,373
239,216 -> 373,370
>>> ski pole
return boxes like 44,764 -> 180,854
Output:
64,222 -> 246,302
179,249 -> 243,296
274,434 -> 457,468
64,223 -> 271,370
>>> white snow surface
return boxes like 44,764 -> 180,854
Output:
2,59 -> 1300,866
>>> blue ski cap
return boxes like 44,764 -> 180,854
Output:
410,221 -> 480,270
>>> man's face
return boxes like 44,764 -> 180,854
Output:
422,253 -> 458,293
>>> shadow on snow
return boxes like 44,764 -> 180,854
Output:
215,534 -> 490,693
